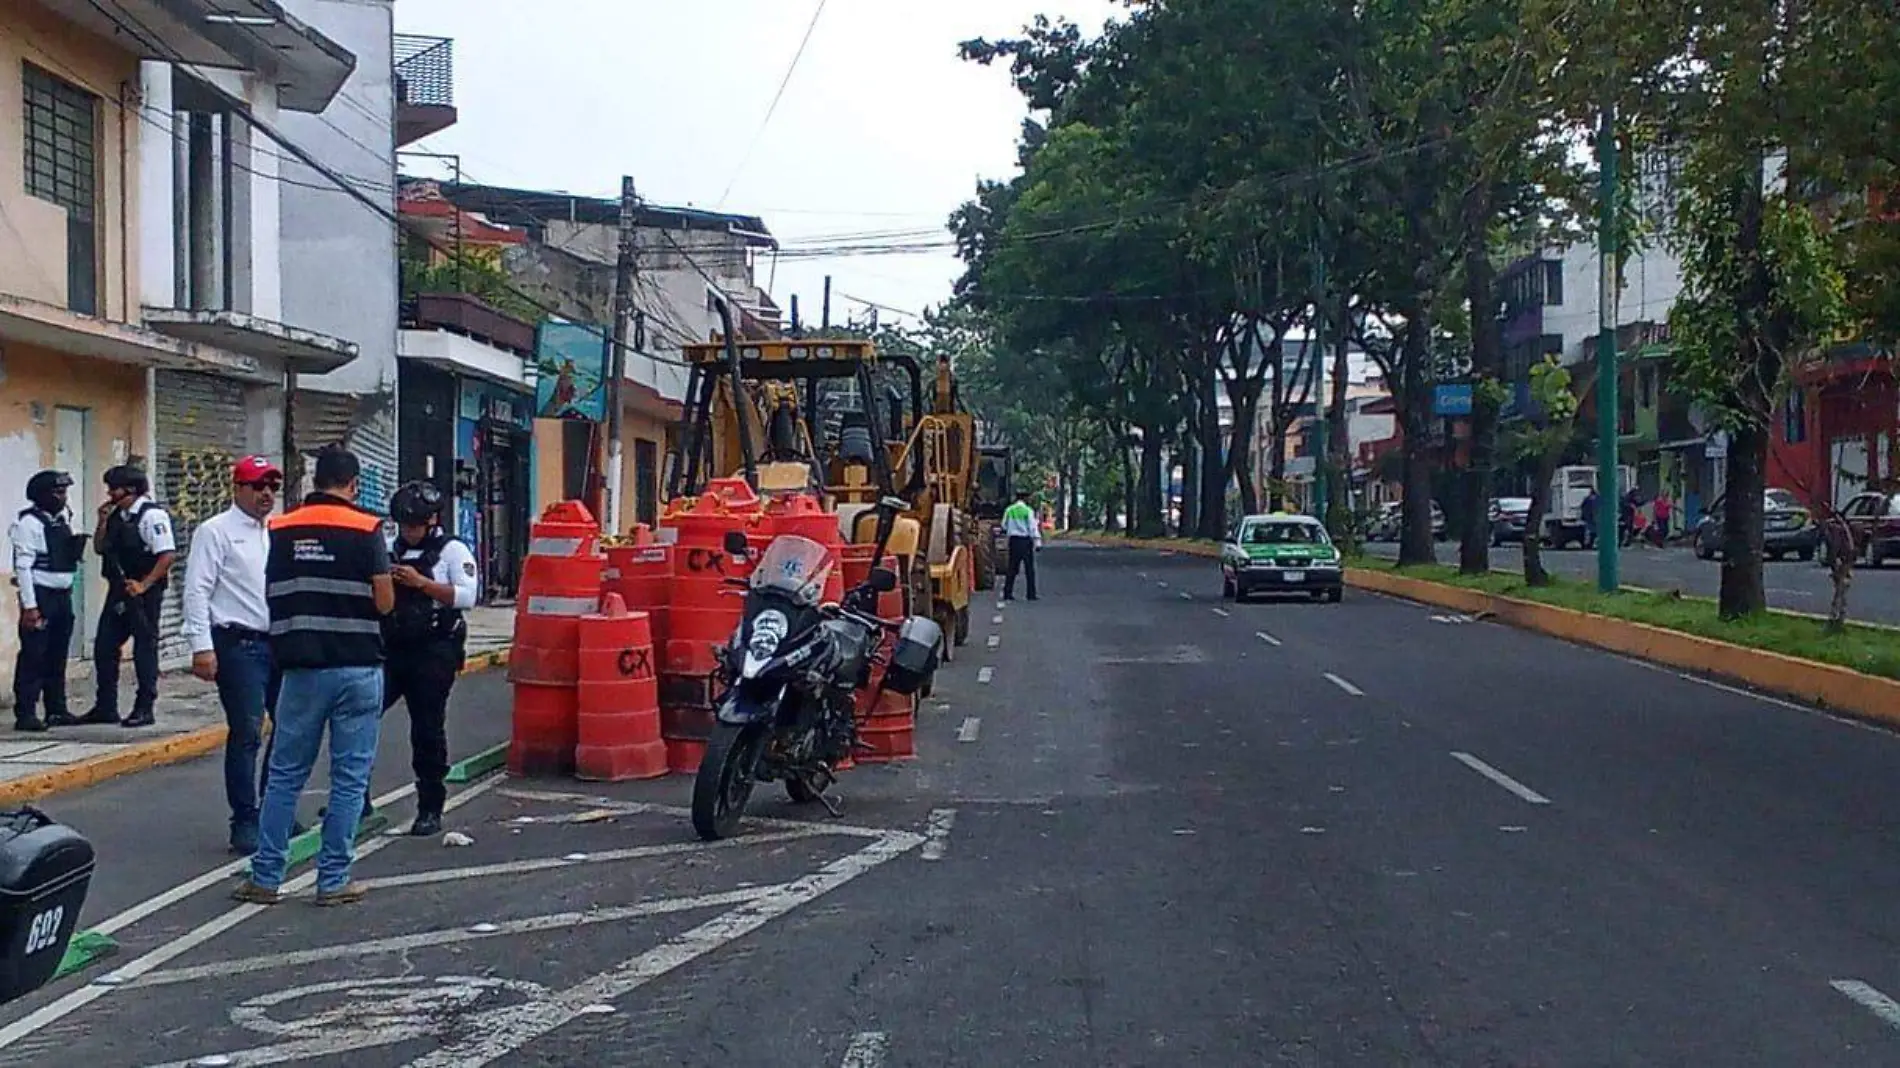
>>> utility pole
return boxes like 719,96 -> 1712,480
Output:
1595,106 -> 1620,592
821,275 -> 832,332
603,174 -> 637,536
1310,232 -> 1329,521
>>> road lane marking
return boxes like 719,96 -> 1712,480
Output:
921,809 -> 957,861
992,614 -> 1004,625
956,717 -> 981,743
840,1031 -> 890,1068
1833,980 -> 1900,1031
987,635 -> 1000,648
1451,752 -> 1552,805
1157,580 -> 1169,588
1255,631 -> 1282,647
1211,608 -> 1230,618
977,667 -> 994,684
353,829 -> 830,891
490,787 -> 893,839
134,886 -> 777,988
0,773 -> 507,1052
1178,591 -> 1192,601
398,832 -> 925,1066
1323,673 -> 1364,696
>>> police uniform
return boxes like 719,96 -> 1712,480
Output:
9,501 -> 85,728
383,526 -> 478,823
92,494 -> 176,726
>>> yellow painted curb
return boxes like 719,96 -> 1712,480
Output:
0,649 -> 516,808
1345,567 -> 1900,728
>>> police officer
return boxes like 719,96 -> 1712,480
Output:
382,480 -> 477,837
87,465 -> 175,727
10,471 -> 87,731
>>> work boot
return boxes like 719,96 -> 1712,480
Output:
409,812 -> 443,838
77,707 -> 119,726
229,822 -> 259,856
231,880 -> 281,905
13,718 -> 46,733
44,711 -> 78,727
121,708 -> 156,728
315,882 -> 368,907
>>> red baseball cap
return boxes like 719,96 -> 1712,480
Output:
232,456 -> 282,484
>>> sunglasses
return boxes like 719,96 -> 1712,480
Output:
240,480 -> 283,492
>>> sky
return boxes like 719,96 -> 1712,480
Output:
391,0 -> 1125,328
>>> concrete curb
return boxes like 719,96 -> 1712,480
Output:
1073,531 -> 1900,726
0,647 -> 514,808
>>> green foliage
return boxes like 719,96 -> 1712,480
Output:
400,247 -> 542,325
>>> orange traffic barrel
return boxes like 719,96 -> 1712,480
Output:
575,595 -> 667,782
528,499 -> 603,559
605,544 -> 673,675
510,683 -> 578,777
857,689 -> 917,762
763,492 -> 844,603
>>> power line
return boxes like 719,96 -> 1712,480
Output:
717,0 -> 828,207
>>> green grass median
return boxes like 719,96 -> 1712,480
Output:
1354,557 -> 1900,682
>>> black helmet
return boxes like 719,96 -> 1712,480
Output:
103,465 -> 148,495
25,470 -> 71,509
389,480 -> 445,525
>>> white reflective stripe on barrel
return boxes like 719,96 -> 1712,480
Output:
526,595 -> 599,616
529,537 -> 585,556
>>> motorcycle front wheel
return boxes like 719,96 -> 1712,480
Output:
692,723 -> 765,841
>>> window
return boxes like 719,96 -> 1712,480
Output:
1543,261 -> 1564,305
1783,389 -> 1807,443
634,438 -> 659,527
22,63 -> 99,315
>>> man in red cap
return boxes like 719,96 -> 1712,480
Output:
181,456 -> 282,854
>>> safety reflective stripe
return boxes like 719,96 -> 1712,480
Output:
268,577 -> 374,598
270,616 -> 384,636
529,537 -> 584,556
526,595 -> 598,616
27,573 -> 76,590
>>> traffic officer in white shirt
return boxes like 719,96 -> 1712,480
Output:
85,465 -> 175,728
182,456 -> 282,854
382,480 -> 478,837
10,470 -> 88,731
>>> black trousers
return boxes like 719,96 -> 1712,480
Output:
13,587 -> 74,723
383,635 -> 463,815
1004,536 -> 1038,600
94,587 -> 162,718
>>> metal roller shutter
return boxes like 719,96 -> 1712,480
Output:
152,369 -> 250,667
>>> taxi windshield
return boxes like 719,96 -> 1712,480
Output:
748,534 -> 834,606
1246,521 -> 1324,545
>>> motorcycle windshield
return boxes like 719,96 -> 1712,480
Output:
748,534 -> 835,607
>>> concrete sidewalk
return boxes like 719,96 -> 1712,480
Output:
0,606 -> 515,801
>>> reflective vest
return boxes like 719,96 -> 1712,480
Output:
267,494 -> 387,669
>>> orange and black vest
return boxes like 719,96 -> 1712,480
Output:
266,493 -> 389,669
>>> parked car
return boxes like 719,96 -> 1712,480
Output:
1366,500 -> 1445,542
1219,513 -> 1344,603
1488,497 -> 1533,545
1693,488 -> 1819,561
1829,490 -> 1900,567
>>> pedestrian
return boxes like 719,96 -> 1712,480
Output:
1652,492 -> 1674,546
381,480 -> 478,838
86,466 -> 175,728
1580,488 -> 1599,550
1002,489 -> 1041,602
10,470 -> 87,732
181,457 -> 282,854
235,446 -> 393,906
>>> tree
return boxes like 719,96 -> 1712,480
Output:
1511,356 -> 1585,586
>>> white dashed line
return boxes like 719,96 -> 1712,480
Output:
840,1031 -> 891,1067
1211,608 -> 1230,618
956,717 -> 981,743
1833,980 -> 1900,1031
1255,631 -> 1282,647
1451,751 -> 1552,805
992,614 -> 1004,625
1178,591 -> 1192,601
920,809 -> 957,861
1323,672 -> 1364,696
1158,580 -> 1170,588
986,635 -> 1000,648
977,667 -> 994,684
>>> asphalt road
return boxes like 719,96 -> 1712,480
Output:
8,544 -> 1900,1064
1366,537 -> 1900,626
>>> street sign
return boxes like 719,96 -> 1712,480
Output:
1433,383 -> 1474,416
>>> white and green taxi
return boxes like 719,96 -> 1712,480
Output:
1219,513 -> 1344,603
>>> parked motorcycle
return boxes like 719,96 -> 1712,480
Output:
691,498 -> 942,841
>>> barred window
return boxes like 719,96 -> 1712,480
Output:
21,63 -> 100,315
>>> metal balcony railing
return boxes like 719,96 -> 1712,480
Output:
395,34 -> 454,108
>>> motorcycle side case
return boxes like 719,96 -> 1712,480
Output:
884,615 -> 944,696
0,808 -> 94,1006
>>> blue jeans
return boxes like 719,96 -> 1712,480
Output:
212,629 -> 274,834
249,665 -> 383,892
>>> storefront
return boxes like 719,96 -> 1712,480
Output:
457,379 -> 533,601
